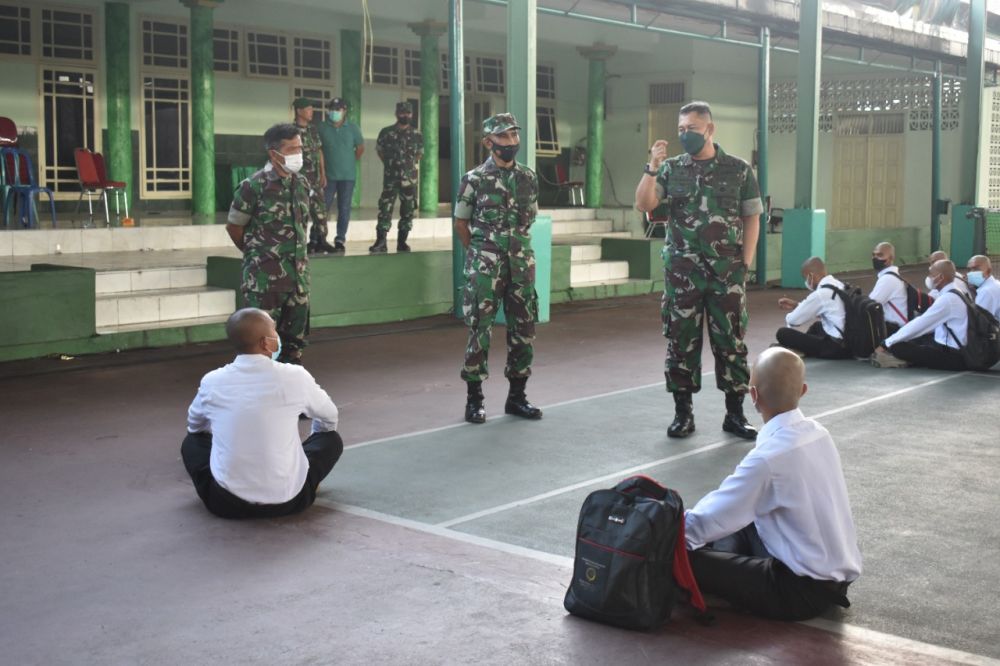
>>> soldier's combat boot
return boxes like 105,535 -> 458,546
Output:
314,238 -> 337,254
396,229 -> 411,252
465,381 -> 486,424
369,228 -> 388,254
504,377 -> 542,419
667,390 -> 695,438
722,392 -> 758,440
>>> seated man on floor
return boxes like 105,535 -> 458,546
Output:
182,308 -> 343,519
871,260 -> 969,370
685,347 -> 862,621
927,250 -> 970,298
869,241 -> 909,334
775,257 -> 851,359
968,255 -> 1000,320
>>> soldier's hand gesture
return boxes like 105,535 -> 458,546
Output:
649,140 -> 669,170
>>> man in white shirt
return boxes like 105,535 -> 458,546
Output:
685,347 -> 862,620
868,242 -> 909,333
182,308 -> 343,519
927,250 -> 971,298
871,260 -> 969,371
775,257 -> 851,359
968,255 -> 1000,320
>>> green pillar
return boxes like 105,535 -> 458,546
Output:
449,0 -> 466,317
341,29 -> 363,208
184,1 -> 218,223
960,0 -> 986,205
506,0 -> 536,170
756,26 -> 770,286
409,21 -> 445,215
104,2 -> 132,211
931,63 -> 942,252
578,43 -> 616,209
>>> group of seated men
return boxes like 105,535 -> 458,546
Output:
775,243 -> 1000,371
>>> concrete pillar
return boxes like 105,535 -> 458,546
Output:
506,0 -> 536,170
409,20 -> 446,215
577,43 -> 616,209
183,0 -> 219,223
104,2 -> 132,208
448,0 -> 466,317
931,63 -> 942,253
341,29 -> 363,208
961,0 -> 986,205
756,26 -> 770,285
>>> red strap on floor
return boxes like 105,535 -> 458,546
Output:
672,520 -> 707,613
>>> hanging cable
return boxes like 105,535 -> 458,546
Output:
361,0 -> 374,84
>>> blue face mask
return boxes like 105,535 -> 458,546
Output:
268,335 -> 282,361
967,270 -> 986,288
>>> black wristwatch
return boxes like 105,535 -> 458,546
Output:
643,163 -> 659,177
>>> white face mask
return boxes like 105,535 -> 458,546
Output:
967,270 -> 986,288
925,276 -> 936,291
282,152 -> 303,174
804,275 -> 815,291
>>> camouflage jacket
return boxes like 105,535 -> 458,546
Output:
454,156 -> 539,248
228,164 -> 322,295
297,121 -> 323,188
376,124 -> 423,183
654,144 -> 763,279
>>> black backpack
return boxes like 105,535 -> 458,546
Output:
563,475 -> 707,631
821,283 -> 888,358
944,291 -> 1000,371
886,272 -> 934,321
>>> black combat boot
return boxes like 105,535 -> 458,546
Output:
504,376 -> 542,419
314,238 -> 337,254
465,381 -> 486,424
722,392 -> 758,440
396,228 -> 411,252
369,228 -> 388,254
307,241 -> 318,254
667,390 -> 695,438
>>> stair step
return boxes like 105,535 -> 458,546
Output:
95,266 -> 207,295
570,244 -> 603,262
570,260 -> 630,286
552,219 -> 614,235
541,208 -> 597,221
96,314 -> 230,336
96,286 -> 235,328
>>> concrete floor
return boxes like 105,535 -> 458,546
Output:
2,271 -> 999,665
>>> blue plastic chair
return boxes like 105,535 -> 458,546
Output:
1,147 -> 57,228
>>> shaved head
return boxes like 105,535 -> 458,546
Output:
968,254 -> 992,275
750,348 -> 807,419
801,256 -> 826,274
225,308 -> 275,354
873,242 -> 895,264
930,259 -> 956,281
929,250 -> 948,264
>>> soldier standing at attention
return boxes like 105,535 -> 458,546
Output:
635,101 -> 762,440
291,98 -> 332,255
226,123 -> 323,365
372,102 -> 423,253
454,113 -> 542,424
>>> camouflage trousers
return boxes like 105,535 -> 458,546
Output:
243,289 -> 310,362
307,187 -> 330,243
662,254 -> 749,394
376,179 -> 416,233
461,237 -> 538,382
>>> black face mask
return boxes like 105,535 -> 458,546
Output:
397,116 -> 411,126
490,141 -> 520,163
872,257 -> 889,272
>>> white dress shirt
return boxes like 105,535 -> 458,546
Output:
975,275 -> 1000,320
785,275 -> 847,339
685,409 -> 862,583
884,281 -> 968,349
869,266 -> 909,327
187,354 -> 340,505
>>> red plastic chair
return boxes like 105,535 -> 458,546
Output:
555,162 -> 585,207
74,147 -> 128,225
0,116 -> 17,147
93,152 -> 129,220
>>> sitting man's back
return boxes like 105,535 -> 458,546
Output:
182,308 -> 343,518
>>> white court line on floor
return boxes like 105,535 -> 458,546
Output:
970,371 -> 1000,380
436,371 -> 967,529
318,498 -> 1000,666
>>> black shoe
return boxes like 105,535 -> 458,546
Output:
465,381 -> 486,424
667,390 -> 695,438
504,377 -> 542,419
397,229 -> 411,252
369,229 -> 388,254
306,241 -> 319,254
333,241 -> 346,254
314,239 -> 337,254
722,392 -> 757,440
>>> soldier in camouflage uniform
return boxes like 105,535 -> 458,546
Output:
635,101 -> 762,440
454,112 -> 542,424
227,123 -> 324,364
290,97 -> 334,255
372,102 -> 423,253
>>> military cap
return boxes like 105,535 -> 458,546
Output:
395,101 -> 413,114
327,97 -> 347,110
292,97 -> 316,109
482,112 -> 521,136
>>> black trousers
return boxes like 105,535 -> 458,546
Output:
181,430 -> 344,519
688,523 -> 851,621
889,334 -> 967,371
775,322 -> 852,359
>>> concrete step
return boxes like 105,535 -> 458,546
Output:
570,244 -> 603,262
96,314 -> 231,336
542,207 -> 597,221
96,286 -> 235,329
570,260 -> 630,286
95,266 -> 207,295
552,219 -> 614,236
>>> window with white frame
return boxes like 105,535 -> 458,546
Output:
475,56 -> 504,94
142,19 -> 188,69
537,64 -> 555,100
536,106 -> 559,155
365,44 -> 399,85
213,27 -> 240,74
293,86 -> 336,110
0,4 -> 31,56
42,69 -> 96,193
141,76 -> 191,194
247,30 -> 288,77
440,52 -> 471,92
293,35 -> 330,81
42,8 -> 94,61
403,48 -> 421,89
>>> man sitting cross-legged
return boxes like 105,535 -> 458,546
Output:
685,347 -> 862,621
181,308 -> 343,519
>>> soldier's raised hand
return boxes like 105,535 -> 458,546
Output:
649,140 -> 669,169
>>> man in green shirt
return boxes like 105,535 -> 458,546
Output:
316,97 -> 365,253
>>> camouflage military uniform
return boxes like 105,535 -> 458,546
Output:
229,164 -> 324,361
455,155 -> 539,382
654,144 -> 763,394
375,122 -> 423,233
296,121 -> 328,244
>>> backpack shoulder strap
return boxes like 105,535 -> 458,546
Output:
820,284 -> 840,300
672,518 -> 708,615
